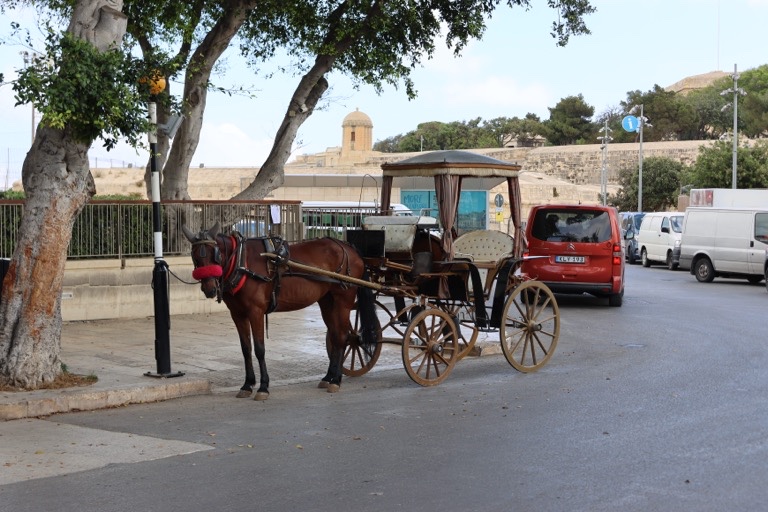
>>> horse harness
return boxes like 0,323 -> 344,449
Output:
195,233 -> 354,313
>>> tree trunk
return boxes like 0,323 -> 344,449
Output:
159,0 -> 258,200
234,62 -> 332,201
0,128 -> 96,387
0,0 -> 125,389
233,0 -> 370,201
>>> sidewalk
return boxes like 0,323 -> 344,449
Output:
1,305 -> 501,421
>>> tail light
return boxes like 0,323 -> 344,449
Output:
612,243 -> 622,265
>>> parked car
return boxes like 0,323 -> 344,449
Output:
522,204 -> 625,307
619,212 -> 645,264
637,212 -> 685,270
679,207 -> 768,283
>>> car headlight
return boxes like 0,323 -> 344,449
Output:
675,240 -> 681,247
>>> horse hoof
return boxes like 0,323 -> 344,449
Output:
327,384 -> 340,393
236,389 -> 252,398
318,381 -> 330,389
254,391 -> 269,401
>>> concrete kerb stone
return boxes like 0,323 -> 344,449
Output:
0,377 -> 211,421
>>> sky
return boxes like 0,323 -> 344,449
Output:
1,0 -> 767,188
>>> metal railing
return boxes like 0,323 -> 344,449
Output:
0,200 -> 303,260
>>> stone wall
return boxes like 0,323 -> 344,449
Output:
518,140 -> 711,185
61,257 -> 227,322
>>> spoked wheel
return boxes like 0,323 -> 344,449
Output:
500,280 -> 560,372
377,299 -> 422,344
441,301 -> 479,360
333,300 -> 383,377
402,307 -> 459,386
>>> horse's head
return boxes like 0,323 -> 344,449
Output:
183,222 -> 223,299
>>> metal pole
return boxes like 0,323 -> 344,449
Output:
732,63 -> 738,189
20,52 -> 35,145
598,120 -> 611,206
145,101 -> 183,379
601,140 -> 607,206
638,104 -> 644,212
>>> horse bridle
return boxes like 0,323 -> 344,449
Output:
191,237 -> 224,299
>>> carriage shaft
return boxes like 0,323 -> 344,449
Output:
260,252 -> 403,295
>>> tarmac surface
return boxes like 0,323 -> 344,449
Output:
1,301 -> 500,421
0,301 -> 501,485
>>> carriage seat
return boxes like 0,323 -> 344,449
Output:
453,230 -> 515,294
363,215 -> 437,253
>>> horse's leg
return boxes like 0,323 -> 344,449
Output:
318,294 -> 353,393
318,330 -> 333,389
232,314 -> 256,398
251,312 -> 270,401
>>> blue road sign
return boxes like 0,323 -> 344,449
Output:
622,115 -> 639,132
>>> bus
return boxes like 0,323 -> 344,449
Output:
301,201 -> 413,239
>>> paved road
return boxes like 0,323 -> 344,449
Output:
1,265 -> 767,511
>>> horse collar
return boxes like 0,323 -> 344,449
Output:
218,233 -> 248,297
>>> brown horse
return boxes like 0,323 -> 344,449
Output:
183,223 -> 379,399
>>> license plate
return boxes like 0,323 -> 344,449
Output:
555,255 -> 585,263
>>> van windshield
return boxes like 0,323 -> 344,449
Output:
532,209 -> 613,243
670,215 -> 684,233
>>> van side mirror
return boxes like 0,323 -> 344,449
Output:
661,226 -> 669,234
625,231 -> 634,240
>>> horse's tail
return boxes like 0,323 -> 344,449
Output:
356,270 -> 380,357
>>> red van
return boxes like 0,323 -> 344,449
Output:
521,204 -> 625,307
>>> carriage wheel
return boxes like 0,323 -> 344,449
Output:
377,299 -> 421,344
499,280 -> 560,372
401,307 -> 459,386
441,302 -> 479,360
335,300 -> 383,377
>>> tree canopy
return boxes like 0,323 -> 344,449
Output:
685,139 -> 768,189
541,94 -> 595,145
607,157 -> 683,212
372,114 -> 545,152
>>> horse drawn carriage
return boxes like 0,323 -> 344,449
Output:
184,151 -> 559,398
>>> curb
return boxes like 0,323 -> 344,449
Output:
0,377 -> 211,421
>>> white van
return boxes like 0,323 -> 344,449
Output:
637,212 -> 685,270
679,207 -> 768,283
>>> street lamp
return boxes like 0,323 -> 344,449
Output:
720,63 -> 746,189
597,120 -> 613,206
629,104 -> 651,212
142,71 -> 184,379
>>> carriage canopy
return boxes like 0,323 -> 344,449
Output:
379,150 -> 523,260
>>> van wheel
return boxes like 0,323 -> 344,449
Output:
627,248 -> 637,265
608,291 -> 623,307
694,258 -> 715,283
666,251 -> 674,270
641,249 -> 650,267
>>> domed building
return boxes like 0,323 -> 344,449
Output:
341,108 -> 374,161
291,108 -> 378,168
